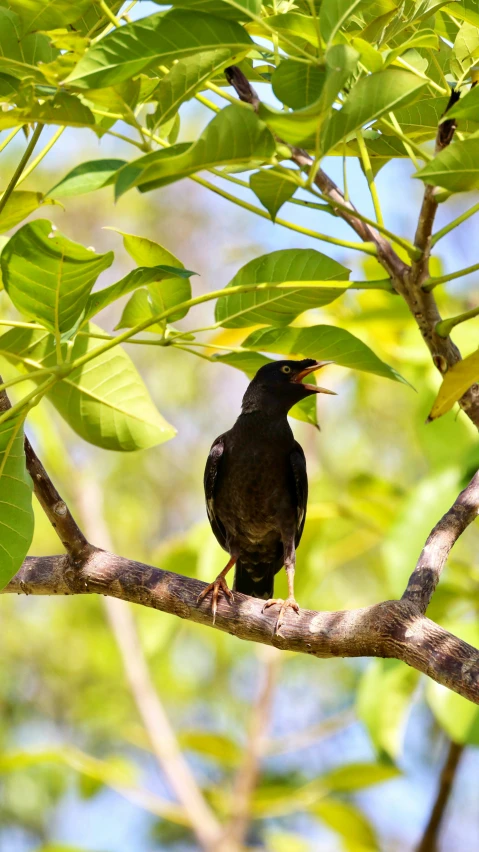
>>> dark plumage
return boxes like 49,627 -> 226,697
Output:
198,359 -> 335,631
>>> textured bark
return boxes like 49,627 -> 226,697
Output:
6,551 -> 479,703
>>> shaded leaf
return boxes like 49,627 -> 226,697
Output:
0,7 -> 58,81
84,266 -> 194,323
0,413 -> 34,589
429,349 -> 479,418
154,0 -> 261,22
7,0 -> 93,34
0,326 -> 176,451
115,106 -> 275,196
357,659 -> 419,759
320,0 -> 367,44
0,191 -> 53,233
249,169 -> 298,220
215,248 -> 350,328
243,324 -> 405,383
152,49 -> 236,127
321,69 -> 428,154
271,60 -> 326,110
446,83 -> 479,122
2,220 -> 113,336
47,159 -> 127,198
65,10 -> 252,90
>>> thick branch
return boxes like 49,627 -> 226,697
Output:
416,740 -> 464,852
403,471 -> 479,611
6,552 -> 479,703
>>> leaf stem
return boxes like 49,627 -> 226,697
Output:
16,127 -> 65,187
431,202 -> 479,246
0,368 -> 59,396
0,123 -> 44,218
423,261 -> 479,291
436,306 -> 479,338
0,126 -> 22,155
98,0 -> 121,27
356,130 -> 384,226
0,376 -> 57,426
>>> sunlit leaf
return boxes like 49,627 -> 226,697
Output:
357,660 -> 419,759
152,48 -> 236,127
215,248 -> 350,328
428,349 -> 479,418
7,0 -> 93,34
115,106 -> 275,196
0,7 -> 58,80
0,326 -> 176,451
1,220 -> 113,336
153,0 -> 261,21
84,266 -> 194,323
243,324 -> 405,382
249,169 -> 298,220
0,413 -> 34,589
47,159 -> 127,197
0,191 -> 53,233
312,797 -> 379,851
65,10 -> 252,89
319,762 -> 400,791
320,0 -> 367,44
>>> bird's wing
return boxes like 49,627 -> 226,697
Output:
290,441 -> 308,546
204,435 -> 228,551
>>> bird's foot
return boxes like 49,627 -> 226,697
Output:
197,575 -> 234,624
262,596 -> 300,634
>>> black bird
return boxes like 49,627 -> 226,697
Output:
199,359 -> 335,631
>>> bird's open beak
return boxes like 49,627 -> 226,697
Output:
292,361 -> 337,394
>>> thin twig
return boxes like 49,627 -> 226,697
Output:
416,740 -> 465,852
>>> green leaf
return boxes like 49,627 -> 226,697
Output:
152,49 -> 236,127
271,60 -> 326,110
178,730 -> 242,766
450,21 -> 479,79
414,138 -> 479,192
242,324 -> 405,383
249,169 -> 298,220
320,0 -> 367,44
445,83 -> 479,122
47,159 -> 127,198
312,798 -> 379,851
115,106 -> 275,196
263,13 -> 320,48
7,0 -> 93,34
259,45 -> 359,147
0,326 -> 176,451
319,762 -> 400,792
2,93 -> 97,130
1,220 -> 114,336
214,248 -> 350,328
357,660 -> 419,759
105,228 -> 193,321
0,7 -> 58,81
0,191 -> 51,233
84,265 -> 194,323
114,288 -> 163,332
454,0 -> 479,28
65,10 -> 252,90
321,69 -> 428,154
0,413 -> 34,589
428,349 -> 479,419
382,96 -> 460,140
426,622 -> 479,745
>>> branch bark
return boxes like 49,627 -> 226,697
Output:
416,740 -> 464,852
224,66 -> 479,429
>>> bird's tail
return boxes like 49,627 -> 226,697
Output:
233,559 -> 276,600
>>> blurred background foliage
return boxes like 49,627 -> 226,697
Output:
0,1 -> 478,850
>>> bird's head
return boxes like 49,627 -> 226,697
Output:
241,359 -> 336,415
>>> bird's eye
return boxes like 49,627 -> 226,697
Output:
281,365 -> 292,374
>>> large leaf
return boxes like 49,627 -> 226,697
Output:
115,106 -> 276,196
1,220 -> 113,336
0,413 -> 34,588
152,49 -> 235,127
450,21 -> 479,79
426,622 -> 479,745
444,83 -> 479,122
1,93 -> 97,130
106,229 -> 193,321
214,248 -> 350,328
242,325 -> 405,382
249,169 -> 298,221
47,159 -> 127,198
65,10 -> 252,90
357,659 -> 419,759
0,327 -> 176,451
414,138 -> 479,192
0,191 -> 52,233
428,349 -> 479,419
321,69 -> 428,154
259,45 -> 359,147
271,60 -> 326,110
0,7 -> 57,81
7,0 -> 93,34
153,0 -> 261,22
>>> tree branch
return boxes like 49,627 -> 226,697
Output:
224,67 -> 479,429
416,740 -> 464,852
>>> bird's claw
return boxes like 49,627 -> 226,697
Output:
197,576 -> 234,623
262,596 -> 300,633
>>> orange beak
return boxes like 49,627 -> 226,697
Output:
292,361 -> 337,394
